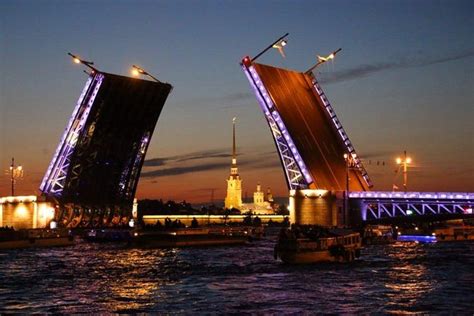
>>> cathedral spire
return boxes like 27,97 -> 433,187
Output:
232,117 -> 237,166
225,117 -> 242,210
230,117 -> 239,176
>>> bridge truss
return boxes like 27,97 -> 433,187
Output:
350,191 -> 474,221
242,63 -> 312,189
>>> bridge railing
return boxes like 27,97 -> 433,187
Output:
350,191 -> 474,200
310,76 -> 372,188
242,64 -> 313,189
40,73 -> 105,196
349,191 -> 473,220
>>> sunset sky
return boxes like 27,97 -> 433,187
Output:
1,0 -> 473,202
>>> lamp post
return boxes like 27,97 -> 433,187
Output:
396,151 -> 412,193
67,52 -> 98,73
250,33 -> 289,62
131,65 -> 161,83
343,153 -> 351,226
305,48 -> 342,75
9,157 -> 23,196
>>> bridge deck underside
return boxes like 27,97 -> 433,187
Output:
253,63 -> 368,191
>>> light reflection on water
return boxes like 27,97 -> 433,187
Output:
0,236 -> 473,313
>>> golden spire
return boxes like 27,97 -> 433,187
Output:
232,117 -> 237,166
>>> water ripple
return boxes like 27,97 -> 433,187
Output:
0,237 -> 473,313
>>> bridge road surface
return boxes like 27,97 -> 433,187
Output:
253,63 -> 369,191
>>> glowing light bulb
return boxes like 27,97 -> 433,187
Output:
73,58 -> 81,64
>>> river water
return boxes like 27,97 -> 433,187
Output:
1,231 -> 473,314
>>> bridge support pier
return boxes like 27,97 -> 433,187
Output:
289,190 -> 348,227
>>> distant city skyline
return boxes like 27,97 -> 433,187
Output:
1,0 -> 473,202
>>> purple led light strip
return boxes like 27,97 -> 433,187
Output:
349,191 -> 474,200
40,76 -> 93,191
40,73 -> 104,195
243,65 -> 313,188
310,77 -> 373,188
119,132 -> 151,198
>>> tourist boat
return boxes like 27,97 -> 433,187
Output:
274,228 -> 362,264
0,228 -> 74,250
130,226 -> 250,248
362,225 -> 396,245
434,225 -> 474,242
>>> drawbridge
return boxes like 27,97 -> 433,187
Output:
240,39 -> 472,225
40,71 -> 172,227
242,59 -> 371,192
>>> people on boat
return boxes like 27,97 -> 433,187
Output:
191,217 -> 199,228
278,225 -> 336,241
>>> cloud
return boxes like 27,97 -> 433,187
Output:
357,150 -> 396,159
174,149 -> 232,162
143,149 -> 231,167
141,148 -> 281,179
142,159 -> 281,179
142,162 -> 230,178
143,157 -> 168,167
319,49 -> 474,84
243,158 -> 281,170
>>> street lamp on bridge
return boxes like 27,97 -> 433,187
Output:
67,52 -> 98,73
396,151 -> 412,193
9,157 -> 23,196
305,48 -> 342,75
131,65 -> 161,83
343,153 -> 356,225
250,33 -> 289,63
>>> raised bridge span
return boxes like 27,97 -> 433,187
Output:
40,71 -> 172,227
241,53 -> 472,226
